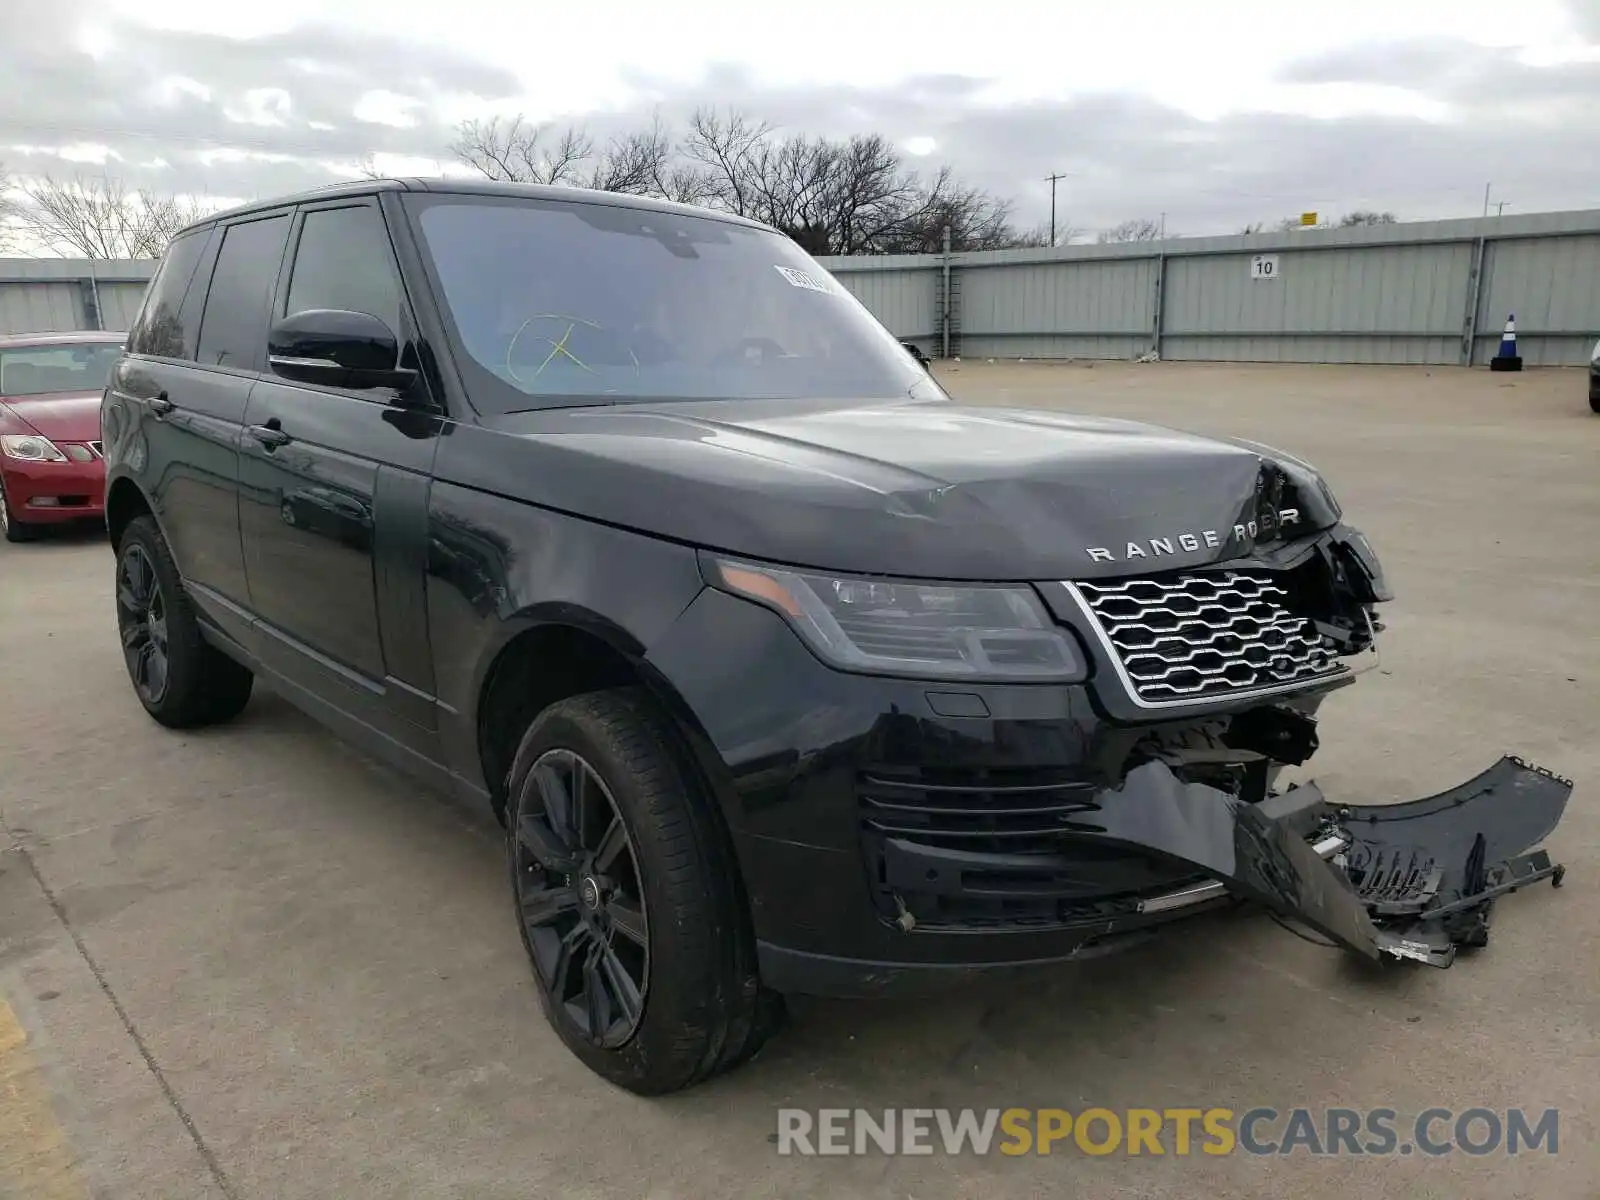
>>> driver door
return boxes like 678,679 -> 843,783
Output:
238,197 -> 441,739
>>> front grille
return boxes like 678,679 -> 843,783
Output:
1073,570 -> 1345,705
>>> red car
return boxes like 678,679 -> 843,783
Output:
0,331 -> 124,542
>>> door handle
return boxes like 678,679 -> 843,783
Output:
247,419 -> 291,449
148,392 -> 173,416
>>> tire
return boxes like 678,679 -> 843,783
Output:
505,686 -> 784,1095
114,514 -> 254,728
1589,385 -> 1599,415
0,477 -> 39,543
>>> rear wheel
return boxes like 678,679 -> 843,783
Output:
0,478 -> 39,543
114,515 -> 254,727
506,687 -> 783,1094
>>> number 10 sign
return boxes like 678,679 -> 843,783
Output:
1250,254 -> 1280,280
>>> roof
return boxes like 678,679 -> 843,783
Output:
0,330 -> 126,349
181,178 -> 774,240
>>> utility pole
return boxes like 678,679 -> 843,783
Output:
1483,182 -> 1491,217
1044,171 -> 1070,246
1495,201 -> 1508,217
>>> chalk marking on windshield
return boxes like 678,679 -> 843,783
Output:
506,313 -> 597,384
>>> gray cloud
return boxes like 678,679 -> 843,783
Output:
1281,35 -> 1600,109
0,0 -> 511,201
3,2 -> 1598,237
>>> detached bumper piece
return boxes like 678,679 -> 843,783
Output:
1337,756 -> 1571,967
1117,754 -> 1572,969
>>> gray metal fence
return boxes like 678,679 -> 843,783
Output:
7,208 -> 1599,367
817,209 -> 1600,367
0,258 -> 155,337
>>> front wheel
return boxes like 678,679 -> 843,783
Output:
1589,385 -> 1599,414
506,687 -> 783,1094
114,515 -> 254,727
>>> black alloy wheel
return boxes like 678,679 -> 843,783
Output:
116,542 -> 170,705
513,748 -> 650,1049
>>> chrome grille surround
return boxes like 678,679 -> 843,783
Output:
1065,570 -> 1348,707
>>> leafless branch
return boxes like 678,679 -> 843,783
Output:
1338,210 -> 1398,227
12,172 -> 214,258
448,115 -> 595,185
0,161 -> 17,254
1096,217 -> 1165,244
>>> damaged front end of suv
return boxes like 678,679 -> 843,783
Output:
858,496 -> 1571,981
675,439 -> 1575,999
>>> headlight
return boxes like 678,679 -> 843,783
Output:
0,434 -> 67,462
707,557 -> 1086,682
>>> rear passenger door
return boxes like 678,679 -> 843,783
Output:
238,197 -> 442,740
109,214 -> 290,652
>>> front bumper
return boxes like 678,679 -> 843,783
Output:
646,540 -> 1570,999
1,456 -> 105,523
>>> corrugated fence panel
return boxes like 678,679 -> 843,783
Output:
95,282 -> 151,332
0,283 -> 85,334
821,209 -> 1600,366
958,258 -> 1155,360
1162,242 -> 1470,364
1473,234 -> 1600,366
830,268 -> 938,340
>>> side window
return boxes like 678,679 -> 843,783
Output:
127,230 -> 208,360
284,205 -> 403,335
196,214 -> 290,370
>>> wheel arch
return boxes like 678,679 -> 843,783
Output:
473,607 -> 721,828
105,475 -> 158,550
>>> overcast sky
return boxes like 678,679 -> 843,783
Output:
3,0 -> 1599,242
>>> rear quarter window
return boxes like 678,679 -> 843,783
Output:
127,230 -> 210,360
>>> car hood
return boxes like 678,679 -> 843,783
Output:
0,392 -> 103,442
454,395 -> 1341,581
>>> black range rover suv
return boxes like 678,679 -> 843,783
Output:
102,180 -> 1572,1094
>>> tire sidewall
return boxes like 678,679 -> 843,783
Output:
0,475 -> 34,543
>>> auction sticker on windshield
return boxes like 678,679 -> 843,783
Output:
774,265 -> 832,293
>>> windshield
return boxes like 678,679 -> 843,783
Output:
404,194 -> 927,412
0,342 -> 121,397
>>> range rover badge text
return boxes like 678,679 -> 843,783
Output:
1085,509 -> 1301,563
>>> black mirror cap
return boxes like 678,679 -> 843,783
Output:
268,308 -> 417,391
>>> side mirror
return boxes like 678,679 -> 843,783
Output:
268,309 -> 418,393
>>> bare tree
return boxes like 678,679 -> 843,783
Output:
1338,210 -> 1398,227
1096,217 -> 1164,244
449,115 -> 594,186
584,113 -> 708,203
13,172 -> 214,258
447,105 -> 1045,255
679,107 -> 774,219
